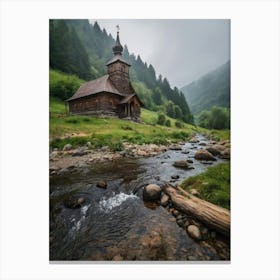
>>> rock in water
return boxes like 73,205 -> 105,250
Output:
189,137 -> 199,143
194,149 -> 216,161
187,225 -> 202,241
206,144 -> 225,156
143,184 -> 161,202
97,180 -> 107,189
160,194 -> 169,206
64,196 -> 85,209
169,144 -> 182,150
173,160 -> 194,169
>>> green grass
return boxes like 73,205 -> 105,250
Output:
49,98 -> 229,150
49,98 -> 201,149
180,163 -> 230,210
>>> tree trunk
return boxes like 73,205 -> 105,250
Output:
162,183 -> 230,236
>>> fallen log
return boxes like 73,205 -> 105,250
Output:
162,183 -> 230,236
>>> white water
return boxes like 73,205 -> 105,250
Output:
99,192 -> 138,213
69,204 -> 90,236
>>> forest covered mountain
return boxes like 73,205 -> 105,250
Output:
49,19 -> 193,124
181,61 -> 230,115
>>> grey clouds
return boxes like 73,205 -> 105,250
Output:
91,19 -> 230,88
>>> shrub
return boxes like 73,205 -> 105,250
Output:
175,121 -> 184,128
165,119 -> 171,127
157,113 -> 166,125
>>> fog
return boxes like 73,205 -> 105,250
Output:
91,19 -> 230,88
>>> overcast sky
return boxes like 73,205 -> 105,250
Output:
90,19 -> 230,88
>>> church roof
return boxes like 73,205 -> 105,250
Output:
106,54 -> 131,66
67,74 -> 125,101
119,94 -> 144,106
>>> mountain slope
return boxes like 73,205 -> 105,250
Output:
181,61 -> 230,115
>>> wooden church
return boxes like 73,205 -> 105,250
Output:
67,28 -> 143,121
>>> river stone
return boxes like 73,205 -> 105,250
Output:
194,149 -> 216,161
171,174 -> 180,179
199,142 -> 207,146
173,209 -> 179,217
187,225 -> 202,240
182,150 -> 190,154
220,148 -> 230,159
63,143 -> 72,151
169,144 -> 182,150
187,159 -> 193,163
160,194 -> 169,207
176,219 -> 184,227
96,180 -> 107,189
189,137 -> 199,143
143,184 -> 161,202
173,160 -> 192,169
206,144 -> 225,156
64,196 -> 85,209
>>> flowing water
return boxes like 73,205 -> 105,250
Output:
50,135 -> 230,261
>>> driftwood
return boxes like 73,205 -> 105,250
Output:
162,183 -> 230,236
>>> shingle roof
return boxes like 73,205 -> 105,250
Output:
119,94 -> 144,106
106,54 -> 131,66
67,75 -> 124,101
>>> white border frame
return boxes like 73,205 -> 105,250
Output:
1,1 -> 279,279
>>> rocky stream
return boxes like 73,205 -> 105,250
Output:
50,134 -> 230,261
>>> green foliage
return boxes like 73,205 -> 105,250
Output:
49,70 -> 84,100
165,119 -> 171,127
157,113 -> 166,125
175,120 -> 184,128
180,163 -> 230,209
198,106 -> 230,130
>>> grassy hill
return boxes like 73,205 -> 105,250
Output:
181,61 -> 230,115
49,98 -> 200,150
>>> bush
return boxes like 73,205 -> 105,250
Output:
175,121 -> 184,128
165,119 -> 171,127
157,113 -> 166,125
49,69 -> 84,101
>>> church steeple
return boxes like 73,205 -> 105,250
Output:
112,26 -> 123,55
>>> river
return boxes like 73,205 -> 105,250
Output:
50,135 -> 230,261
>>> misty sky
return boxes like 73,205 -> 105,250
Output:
91,19 -> 230,88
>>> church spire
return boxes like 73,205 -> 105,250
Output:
112,25 -> 123,55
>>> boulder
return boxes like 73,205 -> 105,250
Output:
169,144 -> 182,151
189,137 -> 199,143
171,174 -> 180,179
199,142 -> 207,146
96,180 -> 107,189
187,225 -> 202,241
220,148 -> 230,159
206,144 -> 226,156
160,194 -> 169,207
173,160 -> 194,169
194,149 -> 216,161
143,184 -> 161,202
63,143 -> 72,151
